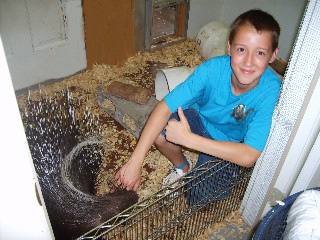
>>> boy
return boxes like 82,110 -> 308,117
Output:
114,9 -> 281,193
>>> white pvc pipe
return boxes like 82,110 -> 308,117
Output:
155,67 -> 196,100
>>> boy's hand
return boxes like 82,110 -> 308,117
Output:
165,107 -> 191,146
114,159 -> 141,191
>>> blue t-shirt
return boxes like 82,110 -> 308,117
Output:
164,55 -> 281,152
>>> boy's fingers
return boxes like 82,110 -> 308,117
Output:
133,181 -> 140,191
115,178 -> 122,188
177,107 -> 188,126
114,171 -> 119,179
125,179 -> 138,191
114,171 -> 126,188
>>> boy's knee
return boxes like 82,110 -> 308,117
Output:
155,134 -> 166,148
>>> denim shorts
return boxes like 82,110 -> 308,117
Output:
162,107 -> 240,206
161,107 -> 213,165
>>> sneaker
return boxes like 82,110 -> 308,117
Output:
162,159 -> 193,188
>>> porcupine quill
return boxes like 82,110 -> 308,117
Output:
20,90 -> 138,240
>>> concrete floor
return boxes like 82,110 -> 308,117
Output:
207,221 -> 254,239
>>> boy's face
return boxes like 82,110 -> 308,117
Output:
228,23 -> 278,94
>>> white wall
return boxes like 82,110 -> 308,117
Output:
0,0 -> 86,90
0,37 -> 53,239
187,0 -> 225,38
261,62 -> 320,218
188,0 -> 307,61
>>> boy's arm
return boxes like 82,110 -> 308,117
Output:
165,108 -> 261,167
185,136 -> 261,167
114,100 -> 172,190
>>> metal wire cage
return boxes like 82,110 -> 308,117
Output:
78,159 -> 253,239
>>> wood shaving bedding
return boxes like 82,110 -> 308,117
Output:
16,38 -> 250,238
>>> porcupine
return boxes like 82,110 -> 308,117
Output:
20,90 -> 138,240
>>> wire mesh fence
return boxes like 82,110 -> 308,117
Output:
78,158 -> 253,240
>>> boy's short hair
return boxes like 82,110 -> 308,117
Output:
229,9 -> 280,51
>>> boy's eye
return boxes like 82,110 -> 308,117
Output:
257,51 -> 266,56
237,47 -> 245,52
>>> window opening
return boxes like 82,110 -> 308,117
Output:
145,0 -> 189,51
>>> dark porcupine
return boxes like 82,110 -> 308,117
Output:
20,90 -> 138,240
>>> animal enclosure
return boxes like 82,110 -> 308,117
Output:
17,39 -> 254,239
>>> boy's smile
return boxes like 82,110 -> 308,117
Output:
228,24 -> 278,95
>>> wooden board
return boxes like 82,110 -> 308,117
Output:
83,0 -> 136,68
106,81 -> 152,105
